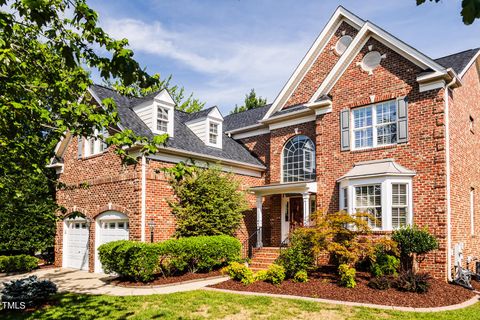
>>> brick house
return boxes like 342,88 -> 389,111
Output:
51,7 -> 480,280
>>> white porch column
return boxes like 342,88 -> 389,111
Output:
302,193 -> 310,227
256,195 -> 263,247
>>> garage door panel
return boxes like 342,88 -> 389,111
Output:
65,221 -> 89,270
96,219 -> 129,273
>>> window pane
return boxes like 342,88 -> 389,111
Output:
282,135 -> 316,182
354,127 -> 373,148
392,183 -> 408,229
354,184 -> 382,229
377,123 -> 397,145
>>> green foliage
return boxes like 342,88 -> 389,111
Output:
98,240 -> 162,282
367,276 -> 393,290
338,264 -> 356,288
253,270 -> 268,282
222,262 -> 254,285
392,226 -> 439,257
264,264 -> 286,285
158,235 -> 241,274
0,255 -> 39,273
277,228 -> 315,278
99,236 -> 240,282
396,270 -> 431,293
371,252 -> 400,278
230,89 -> 267,114
293,270 -> 309,283
165,164 -> 248,237
416,0 -> 480,25
1,275 -> 57,307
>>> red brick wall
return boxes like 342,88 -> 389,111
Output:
284,21 -> 359,108
313,38 -> 448,278
449,58 -> 480,270
55,135 -> 265,271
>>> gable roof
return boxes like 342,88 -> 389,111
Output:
89,85 -> 264,168
435,48 -> 480,77
223,104 -> 271,132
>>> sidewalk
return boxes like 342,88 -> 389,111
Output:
0,268 -> 229,296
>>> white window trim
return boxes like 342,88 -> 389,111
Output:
152,102 -> 174,137
339,176 -> 413,231
471,188 -> 475,236
205,118 -> 222,148
83,129 -> 107,158
350,101 -> 397,151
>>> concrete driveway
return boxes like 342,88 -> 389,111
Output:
0,268 -> 228,296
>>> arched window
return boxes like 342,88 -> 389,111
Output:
282,135 -> 316,182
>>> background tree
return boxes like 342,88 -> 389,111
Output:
164,163 -> 248,237
0,1 -> 198,255
417,0 -> 480,25
230,89 -> 267,114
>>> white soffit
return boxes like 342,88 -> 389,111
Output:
337,159 -> 416,182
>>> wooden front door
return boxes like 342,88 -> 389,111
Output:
289,197 -> 303,232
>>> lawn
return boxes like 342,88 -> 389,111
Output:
1,290 -> 480,320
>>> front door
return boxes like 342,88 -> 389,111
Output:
289,197 -> 304,232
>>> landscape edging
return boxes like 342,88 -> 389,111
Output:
202,287 -> 480,312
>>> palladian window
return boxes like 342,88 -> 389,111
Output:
282,135 -> 316,183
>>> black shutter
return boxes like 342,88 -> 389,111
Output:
340,108 -> 350,151
397,97 -> 408,143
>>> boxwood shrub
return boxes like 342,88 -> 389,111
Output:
98,235 -> 240,282
0,255 -> 39,273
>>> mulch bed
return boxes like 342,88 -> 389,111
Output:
210,266 -> 477,308
109,270 -> 223,287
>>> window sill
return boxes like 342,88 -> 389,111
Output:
349,143 -> 403,154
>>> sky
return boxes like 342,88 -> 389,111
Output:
88,0 -> 480,114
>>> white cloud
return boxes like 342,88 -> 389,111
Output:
101,17 -> 310,111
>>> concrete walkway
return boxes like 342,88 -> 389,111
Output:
204,287 -> 480,313
0,268 -> 229,296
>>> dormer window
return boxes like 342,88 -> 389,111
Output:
157,106 -> 169,133
209,123 -> 219,144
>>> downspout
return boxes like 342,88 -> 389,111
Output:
141,155 -> 146,242
445,77 -> 457,282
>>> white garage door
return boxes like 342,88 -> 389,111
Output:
95,211 -> 129,273
64,220 -> 89,270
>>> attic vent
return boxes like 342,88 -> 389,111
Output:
360,51 -> 385,74
335,35 -> 353,55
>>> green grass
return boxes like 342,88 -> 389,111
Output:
1,290 -> 480,320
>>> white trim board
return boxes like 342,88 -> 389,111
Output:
263,6 -> 364,120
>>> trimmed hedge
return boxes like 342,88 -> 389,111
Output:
0,255 -> 39,273
98,235 -> 241,282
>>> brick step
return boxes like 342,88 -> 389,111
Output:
252,253 -> 280,258
250,258 -> 278,264
253,247 -> 280,253
249,262 -> 272,268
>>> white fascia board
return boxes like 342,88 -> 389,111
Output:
419,79 -> 446,93
261,108 -> 313,124
147,151 -> 263,178
231,128 -> 270,140
309,22 -> 449,103
262,7 -> 365,121
459,49 -> 480,78
155,146 -> 266,171
154,89 -> 175,106
268,114 -> 316,131
225,123 -> 265,135
249,181 -> 317,196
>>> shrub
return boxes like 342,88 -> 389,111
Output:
277,228 -> 315,278
392,225 -> 438,273
159,235 -> 241,274
222,262 -> 254,285
293,270 -> 308,283
165,164 -> 248,237
1,275 -> 57,307
254,270 -> 268,282
98,240 -> 161,282
264,264 -> 286,285
367,276 -> 392,290
0,255 -> 39,273
371,252 -> 400,277
338,264 -> 356,288
396,270 -> 431,293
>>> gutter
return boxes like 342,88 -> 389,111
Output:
445,74 -> 457,282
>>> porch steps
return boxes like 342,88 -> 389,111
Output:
249,247 -> 281,271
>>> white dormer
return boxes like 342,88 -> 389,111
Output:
186,107 -> 224,149
132,89 -> 175,137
